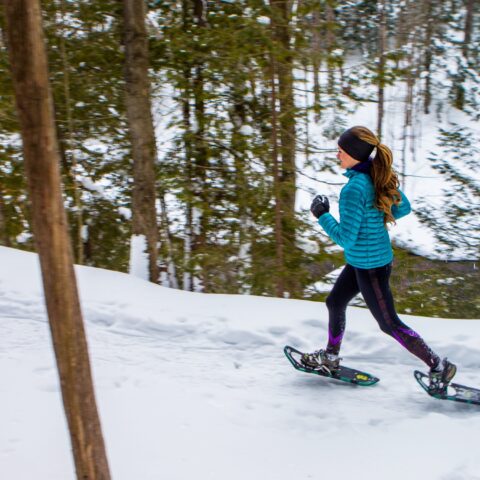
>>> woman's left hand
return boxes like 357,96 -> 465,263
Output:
310,195 -> 330,219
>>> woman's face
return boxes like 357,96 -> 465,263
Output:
337,146 -> 360,170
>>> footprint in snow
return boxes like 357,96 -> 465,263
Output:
213,329 -> 275,348
266,326 -> 291,337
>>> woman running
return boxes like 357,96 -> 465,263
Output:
303,126 -> 456,390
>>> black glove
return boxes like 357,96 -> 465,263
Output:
310,195 -> 330,219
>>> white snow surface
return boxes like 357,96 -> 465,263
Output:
1,246 -> 480,480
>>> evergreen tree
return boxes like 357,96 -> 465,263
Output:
121,0 -> 160,283
417,125 -> 480,259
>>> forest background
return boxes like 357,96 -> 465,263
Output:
0,0 -> 478,318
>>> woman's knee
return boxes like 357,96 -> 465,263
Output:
326,292 -> 347,312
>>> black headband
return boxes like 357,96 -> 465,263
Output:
338,128 -> 375,162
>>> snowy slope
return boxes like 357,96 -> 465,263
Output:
1,246 -> 480,480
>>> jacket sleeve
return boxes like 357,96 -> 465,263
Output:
392,189 -> 411,220
318,181 -> 366,250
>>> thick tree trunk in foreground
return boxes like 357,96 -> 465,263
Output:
122,0 -> 160,283
3,1 -> 111,478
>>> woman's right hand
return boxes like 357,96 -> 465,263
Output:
310,195 -> 330,219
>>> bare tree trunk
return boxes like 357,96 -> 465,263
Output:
303,66 -> 310,164
59,0 -> 84,264
181,0 -> 194,291
229,79 -> 251,291
325,0 -> 336,96
423,0 -> 434,114
451,0 -> 475,111
191,0 -> 210,292
122,0 -> 160,283
270,0 -> 297,295
463,0 -> 475,58
183,117 -> 194,292
159,192 -> 179,289
183,204 -> 193,290
402,55 -> 415,189
377,0 -> 387,138
192,60 -> 208,291
312,7 -> 322,122
3,2 -> 111,479
269,54 -> 285,298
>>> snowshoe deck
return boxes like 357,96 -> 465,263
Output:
284,345 -> 379,386
414,370 -> 480,406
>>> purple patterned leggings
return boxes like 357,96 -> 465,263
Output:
325,263 -> 440,369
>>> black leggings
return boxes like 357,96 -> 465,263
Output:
325,263 -> 440,369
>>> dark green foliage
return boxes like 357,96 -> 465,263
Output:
416,125 -> 480,259
1,0 -> 132,264
389,248 -> 479,320
81,196 -> 131,272
311,247 -> 480,319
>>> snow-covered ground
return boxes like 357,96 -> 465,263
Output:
1,245 -> 480,480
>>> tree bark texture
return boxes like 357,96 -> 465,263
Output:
191,0 -> 211,291
230,80 -> 252,291
122,0 -> 160,283
2,1 -> 111,479
59,0 -> 84,264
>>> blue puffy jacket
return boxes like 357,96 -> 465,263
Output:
318,169 -> 411,269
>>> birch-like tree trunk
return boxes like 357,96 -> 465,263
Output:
3,1 -> 111,478
230,79 -> 252,292
269,53 -> 286,297
159,192 -> 179,289
122,0 -> 160,283
181,0 -> 194,291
